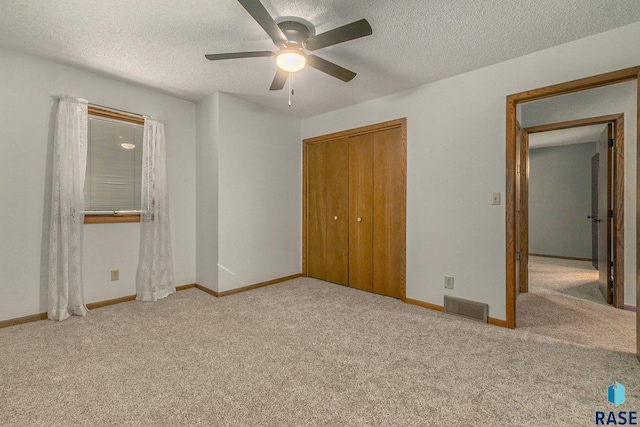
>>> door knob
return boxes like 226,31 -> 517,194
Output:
334,216 -> 338,221
357,217 -> 362,222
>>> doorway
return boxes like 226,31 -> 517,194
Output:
514,115 -> 635,353
517,114 -> 625,308
504,66 -> 640,361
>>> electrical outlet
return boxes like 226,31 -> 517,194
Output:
444,275 -> 454,289
111,270 -> 119,281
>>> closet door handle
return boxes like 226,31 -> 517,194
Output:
357,217 -> 362,222
334,216 -> 339,221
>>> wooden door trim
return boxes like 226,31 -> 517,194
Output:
508,66 -> 640,104
302,118 -> 407,300
524,114 -> 623,134
519,127 -> 529,294
303,119 -> 407,145
506,67 -> 639,329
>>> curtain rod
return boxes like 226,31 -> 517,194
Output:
89,103 -> 144,119
82,210 -> 145,216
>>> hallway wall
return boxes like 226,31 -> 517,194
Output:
529,142 -> 596,259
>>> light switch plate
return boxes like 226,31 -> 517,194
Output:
111,270 -> 119,281
491,192 -> 501,205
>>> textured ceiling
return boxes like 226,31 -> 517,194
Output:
529,125 -> 607,149
1,1 -> 640,118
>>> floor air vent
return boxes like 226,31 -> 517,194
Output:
444,296 -> 488,323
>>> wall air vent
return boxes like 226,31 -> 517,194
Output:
444,296 -> 488,323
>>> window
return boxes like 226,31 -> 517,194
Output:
84,106 -> 144,223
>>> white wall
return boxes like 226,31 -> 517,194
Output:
302,22 -> 640,319
196,93 -> 219,290
521,81 -> 636,305
217,93 -> 302,291
195,92 -> 302,293
0,47 -> 197,321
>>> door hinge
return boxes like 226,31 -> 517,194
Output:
608,138 -> 614,147
608,209 -> 614,219
609,280 -> 614,291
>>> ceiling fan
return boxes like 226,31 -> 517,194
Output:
205,0 -> 373,91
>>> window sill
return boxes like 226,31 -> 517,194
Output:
84,214 -> 141,224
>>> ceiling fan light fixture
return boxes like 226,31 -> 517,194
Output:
276,49 -> 306,72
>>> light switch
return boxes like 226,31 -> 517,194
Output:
491,192 -> 501,206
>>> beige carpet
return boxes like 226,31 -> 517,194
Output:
1,278 -> 639,426
517,256 -> 636,354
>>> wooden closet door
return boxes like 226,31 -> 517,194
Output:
349,134 -> 374,292
307,138 -> 349,285
373,127 -> 405,298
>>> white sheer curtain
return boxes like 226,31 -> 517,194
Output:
48,96 -> 89,321
136,118 -> 175,301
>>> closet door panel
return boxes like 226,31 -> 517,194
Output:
373,128 -> 405,298
325,139 -> 350,285
307,139 -> 349,285
349,134 -> 374,292
307,142 -> 326,280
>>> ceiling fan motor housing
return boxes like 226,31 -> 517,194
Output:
277,20 -> 312,47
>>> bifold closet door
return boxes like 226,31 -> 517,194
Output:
373,127 -> 405,298
349,134 -> 374,292
307,138 -> 349,286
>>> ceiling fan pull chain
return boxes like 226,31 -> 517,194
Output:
288,73 -> 294,106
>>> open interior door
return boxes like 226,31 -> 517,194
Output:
590,153 -> 599,270
596,124 -> 613,304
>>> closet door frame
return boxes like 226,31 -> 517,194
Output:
302,118 -> 407,300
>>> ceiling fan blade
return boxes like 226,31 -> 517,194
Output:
205,51 -> 275,61
304,19 -> 372,51
270,68 -> 289,91
306,55 -> 356,82
237,0 -> 288,46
